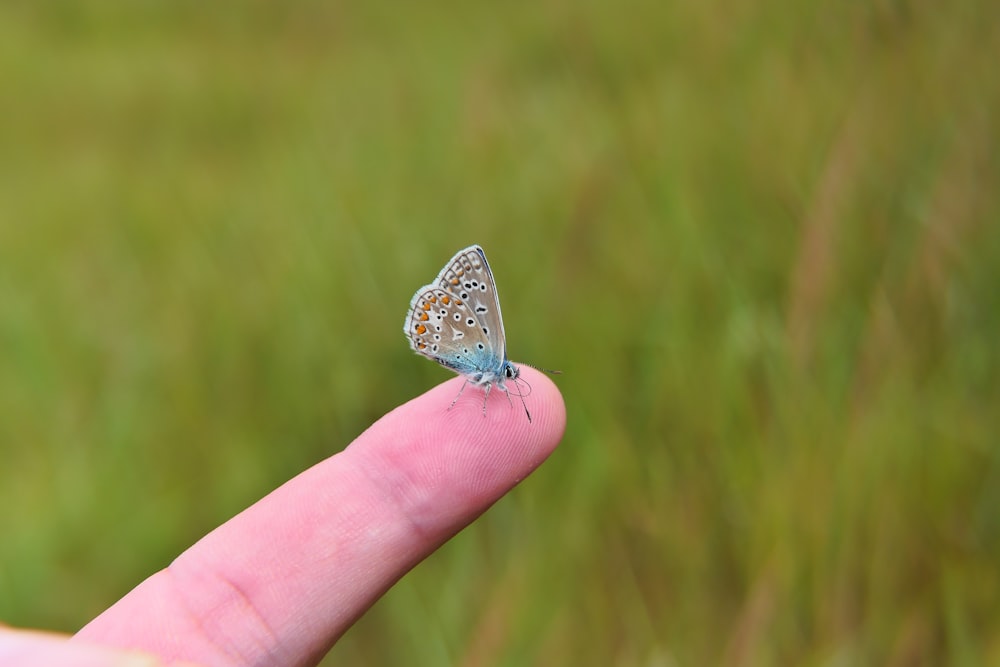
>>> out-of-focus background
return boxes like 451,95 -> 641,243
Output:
3,2 -> 999,664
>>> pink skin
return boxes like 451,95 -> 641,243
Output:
1,368 -> 565,667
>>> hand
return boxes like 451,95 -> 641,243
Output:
1,368 -> 565,667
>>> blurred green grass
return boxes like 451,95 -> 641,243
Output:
2,1 -> 1000,664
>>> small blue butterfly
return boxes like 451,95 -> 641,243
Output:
404,245 -> 534,421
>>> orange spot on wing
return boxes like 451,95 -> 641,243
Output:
441,295 -> 450,304
415,324 -> 426,334
419,312 -> 429,321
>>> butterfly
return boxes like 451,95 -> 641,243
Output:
404,245 -> 537,421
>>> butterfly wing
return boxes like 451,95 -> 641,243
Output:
434,245 -> 508,361
403,245 -> 509,383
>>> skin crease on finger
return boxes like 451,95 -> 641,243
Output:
68,367 -> 565,667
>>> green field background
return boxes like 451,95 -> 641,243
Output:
3,2 -> 999,665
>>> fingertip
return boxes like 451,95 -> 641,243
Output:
403,365 -> 563,452
358,366 -> 565,513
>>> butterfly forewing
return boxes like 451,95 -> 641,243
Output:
434,246 -> 508,360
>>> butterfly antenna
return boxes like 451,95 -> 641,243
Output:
523,363 -> 562,375
511,376 -> 533,423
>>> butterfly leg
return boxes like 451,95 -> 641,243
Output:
449,379 -> 470,411
481,383 -> 491,416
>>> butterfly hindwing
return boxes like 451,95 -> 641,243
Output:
405,285 -> 500,377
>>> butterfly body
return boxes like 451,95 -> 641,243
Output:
404,245 -> 526,418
